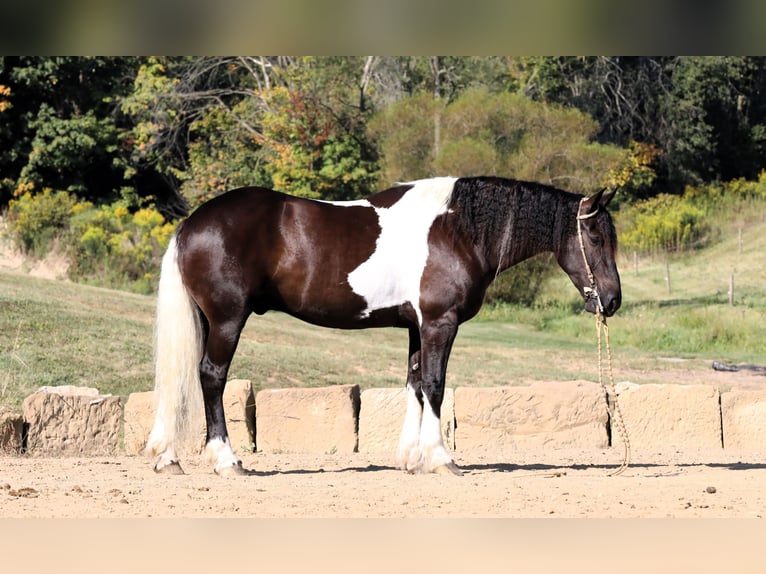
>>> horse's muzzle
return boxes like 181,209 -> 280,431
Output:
584,288 -> 621,317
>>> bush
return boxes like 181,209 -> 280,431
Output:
6,189 -> 79,256
617,193 -> 710,254
69,203 -> 175,293
4,189 -> 175,293
616,172 -> 766,256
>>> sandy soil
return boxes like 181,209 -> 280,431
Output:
1,446 -> 765,518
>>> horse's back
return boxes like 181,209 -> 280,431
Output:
174,186 -> 385,325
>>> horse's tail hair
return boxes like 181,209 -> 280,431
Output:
145,231 -> 205,458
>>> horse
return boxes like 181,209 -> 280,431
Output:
145,176 -> 621,476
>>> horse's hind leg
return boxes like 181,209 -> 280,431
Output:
200,318 -> 248,476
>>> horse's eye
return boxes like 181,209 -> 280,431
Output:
588,234 -> 603,247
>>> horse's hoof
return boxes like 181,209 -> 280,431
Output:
215,462 -> 246,477
434,462 -> 463,476
154,461 -> 185,475
404,460 -> 423,474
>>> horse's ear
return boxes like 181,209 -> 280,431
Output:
600,188 -> 617,208
580,188 -> 605,216
581,188 -> 616,216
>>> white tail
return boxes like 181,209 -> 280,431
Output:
145,234 -> 205,464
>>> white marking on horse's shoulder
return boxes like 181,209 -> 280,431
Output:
347,177 -> 458,324
397,177 -> 458,207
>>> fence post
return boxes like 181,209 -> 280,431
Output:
665,261 -> 671,294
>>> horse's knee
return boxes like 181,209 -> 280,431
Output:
421,380 -> 444,412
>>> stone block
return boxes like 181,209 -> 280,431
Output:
454,381 -> 609,451
22,386 -> 122,455
123,379 -> 255,456
0,406 -> 23,453
612,384 -> 722,449
223,379 -> 256,455
255,384 -> 360,454
123,391 -> 155,456
358,387 -> 455,453
721,390 -> 766,449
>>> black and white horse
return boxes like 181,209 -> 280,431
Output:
145,176 -> 621,475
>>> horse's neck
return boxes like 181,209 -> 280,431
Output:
492,192 -> 572,275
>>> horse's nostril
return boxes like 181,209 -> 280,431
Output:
605,295 -> 621,316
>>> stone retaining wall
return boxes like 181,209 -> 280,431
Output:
2,380 -> 765,456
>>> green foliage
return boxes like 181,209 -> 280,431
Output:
18,103 -> 125,197
367,91 -> 441,182
68,202 -> 176,293
6,189 -> 79,255
183,103 -> 271,207
516,56 -> 766,198
683,170 -> 766,220
120,57 -> 183,179
617,172 -> 766,255
618,194 -> 709,254
0,57 -> 140,205
660,57 -> 765,187
5,187 -> 175,293
257,69 -> 379,200
369,87 -> 629,194
6,56 -> 766,298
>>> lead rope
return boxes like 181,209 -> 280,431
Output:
577,198 -> 631,477
595,310 -> 631,476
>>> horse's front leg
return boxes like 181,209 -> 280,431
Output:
397,328 -> 424,470
406,313 -> 462,476
201,325 -> 246,476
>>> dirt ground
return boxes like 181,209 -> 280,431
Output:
1,445 -> 765,518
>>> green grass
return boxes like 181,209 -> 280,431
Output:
2,216 -> 765,410
0,272 -> 156,408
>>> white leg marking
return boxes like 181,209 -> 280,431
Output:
205,437 -> 244,476
397,384 -> 424,470
417,395 -> 454,473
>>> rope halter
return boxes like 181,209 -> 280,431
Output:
576,197 -> 605,315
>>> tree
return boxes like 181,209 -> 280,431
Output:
121,56 -> 381,211
120,56 -> 248,217
517,56 -> 766,197
0,57 -> 140,205
254,57 -> 379,200
660,57 -> 766,188
369,87 -> 629,194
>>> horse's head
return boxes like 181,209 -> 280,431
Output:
558,188 -> 622,317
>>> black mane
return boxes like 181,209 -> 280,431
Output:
449,176 -> 581,268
